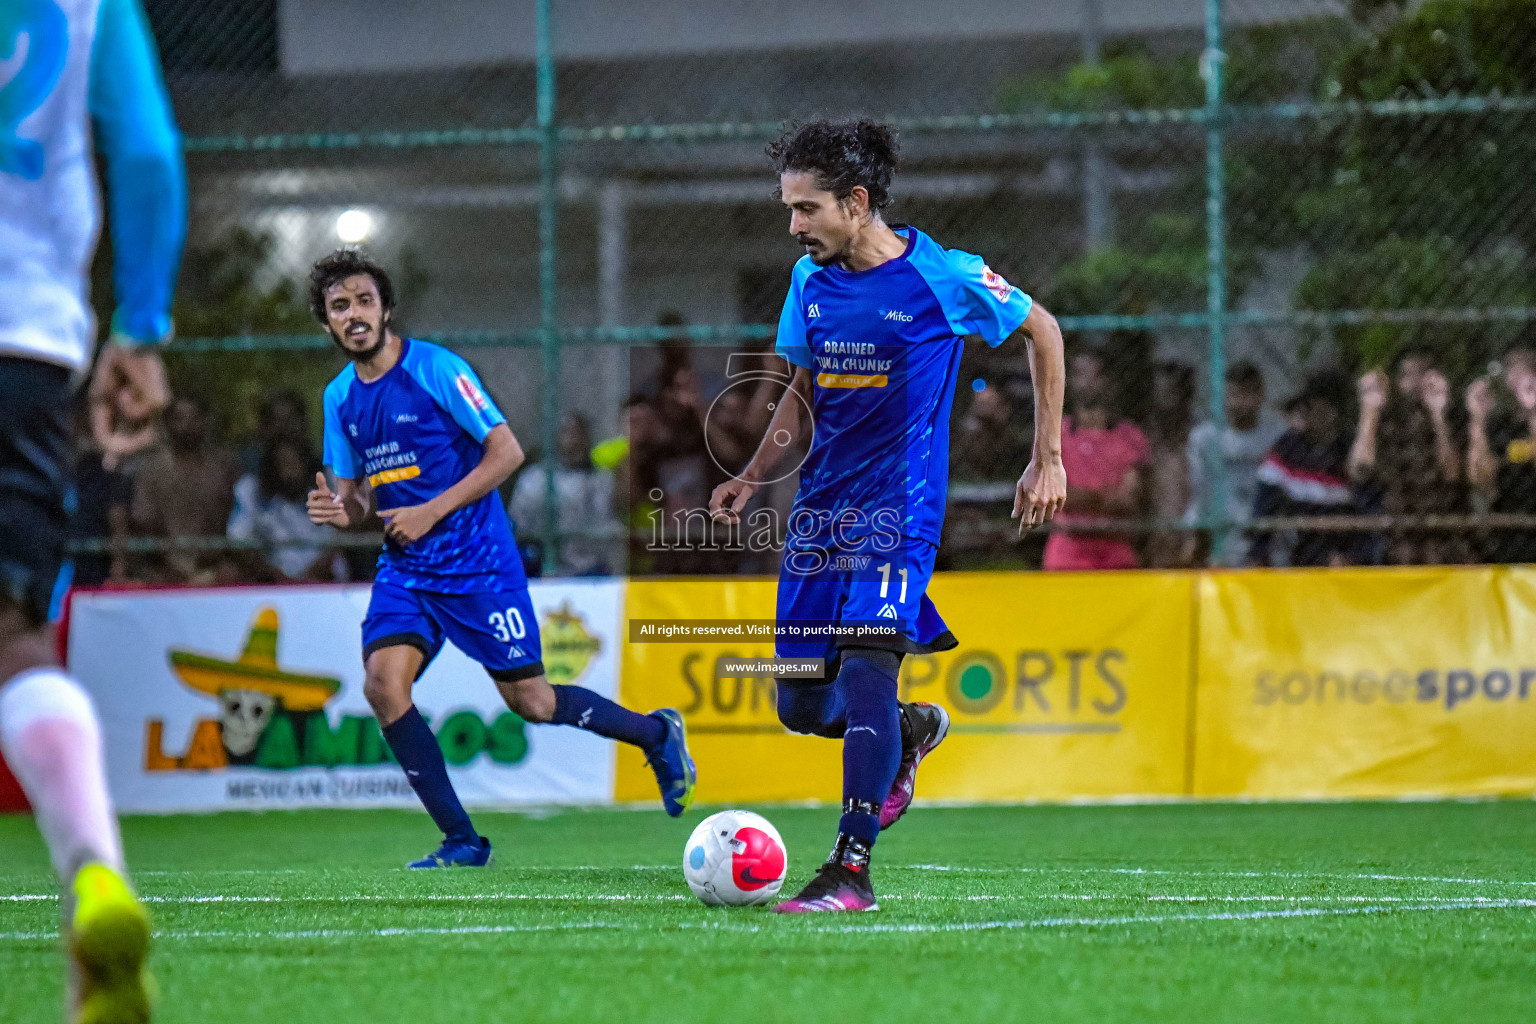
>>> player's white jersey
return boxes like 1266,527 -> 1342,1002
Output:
0,0 -> 100,370
0,0 -> 184,372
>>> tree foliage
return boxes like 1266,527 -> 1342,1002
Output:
1295,0 -> 1536,373
164,227 -> 340,443
994,0 -> 1536,380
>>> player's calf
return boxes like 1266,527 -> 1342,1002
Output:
776,649 -> 901,911
0,668 -> 124,879
496,674 -> 695,816
364,647 -> 486,864
494,674 -> 558,722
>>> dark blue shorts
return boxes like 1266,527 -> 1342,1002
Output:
361,580 -> 545,682
774,539 -> 957,665
0,357 -> 72,626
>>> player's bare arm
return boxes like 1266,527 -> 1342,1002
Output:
1011,300 -> 1068,534
378,423 -> 524,545
709,365 -> 813,523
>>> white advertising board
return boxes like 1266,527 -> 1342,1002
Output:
67,581 -> 622,812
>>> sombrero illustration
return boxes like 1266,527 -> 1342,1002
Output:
168,607 -> 341,712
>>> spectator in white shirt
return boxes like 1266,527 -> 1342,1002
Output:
1184,361 -> 1286,566
228,436 -> 337,581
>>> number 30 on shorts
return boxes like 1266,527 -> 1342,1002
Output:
488,608 -> 527,642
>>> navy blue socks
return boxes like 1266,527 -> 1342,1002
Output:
776,680 -> 847,738
551,685 -> 666,751
835,651 -> 903,846
382,705 -> 476,843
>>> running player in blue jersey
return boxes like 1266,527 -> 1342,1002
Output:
304,249 -> 695,868
710,120 -> 1067,912
0,1 -> 185,1018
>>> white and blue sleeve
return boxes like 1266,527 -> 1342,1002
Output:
774,258 -> 817,370
406,343 -> 507,443
322,376 -> 361,480
914,244 -> 1032,347
89,0 -> 186,346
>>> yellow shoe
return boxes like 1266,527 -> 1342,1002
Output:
69,863 -> 152,1024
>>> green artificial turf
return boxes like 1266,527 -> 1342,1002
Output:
3,802 -> 1535,1023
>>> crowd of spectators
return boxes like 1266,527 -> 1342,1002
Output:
72,383 -> 342,588
68,335 -> 1536,585
938,342 -> 1536,571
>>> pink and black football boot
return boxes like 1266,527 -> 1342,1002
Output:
772,834 -> 878,913
880,701 -> 950,831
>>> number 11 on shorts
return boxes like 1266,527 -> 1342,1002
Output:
877,562 -> 907,602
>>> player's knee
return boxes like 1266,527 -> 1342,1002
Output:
776,681 -> 831,736
498,676 -> 556,723
362,669 -> 409,719
0,599 -> 55,686
840,647 -> 902,680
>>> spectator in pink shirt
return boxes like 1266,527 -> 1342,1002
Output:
1044,349 -> 1150,570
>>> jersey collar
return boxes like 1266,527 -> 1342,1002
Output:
355,336 -> 411,388
828,223 -> 918,277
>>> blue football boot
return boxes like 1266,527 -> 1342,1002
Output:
408,835 -> 493,869
646,709 -> 696,817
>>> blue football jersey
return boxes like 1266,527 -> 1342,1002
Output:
775,225 -> 1031,551
322,338 -> 526,593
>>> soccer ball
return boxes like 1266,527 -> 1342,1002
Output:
683,810 -> 788,907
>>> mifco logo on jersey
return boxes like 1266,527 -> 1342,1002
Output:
806,304 -> 822,318
881,309 -> 913,322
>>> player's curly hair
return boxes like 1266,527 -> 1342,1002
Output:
767,118 -> 900,213
307,248 -> 395,324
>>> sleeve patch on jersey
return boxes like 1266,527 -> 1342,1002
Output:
455,373 -> 490,412
981,266 -> 1014,302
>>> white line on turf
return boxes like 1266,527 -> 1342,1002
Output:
896,865 -> 1536,886
129,866 -> 676,876
98,865 -> 1536,887
0,891 -> 1526,905
2,892 -> 1521,905
2,899 -> 1532,943
0,893 -> 693,904
0,922 -> 625,942
675,899 -> 1536,935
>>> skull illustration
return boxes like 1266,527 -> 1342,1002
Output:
218,688 -> 277,756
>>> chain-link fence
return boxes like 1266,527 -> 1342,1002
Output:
76,0 -> 1536,583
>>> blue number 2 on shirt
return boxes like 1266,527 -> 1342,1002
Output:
0,0 -> 67,180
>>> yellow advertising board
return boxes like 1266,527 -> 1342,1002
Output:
617,578 -> 839,804
616,572 -> 1195,805
1194,566 -> 1536,798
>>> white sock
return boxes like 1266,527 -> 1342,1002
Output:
0,668 -> 123,882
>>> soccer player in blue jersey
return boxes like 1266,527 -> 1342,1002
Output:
304,249 -> 695,868
710,120 -> 1067,912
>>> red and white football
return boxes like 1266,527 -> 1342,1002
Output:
683,810 -> 788,906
